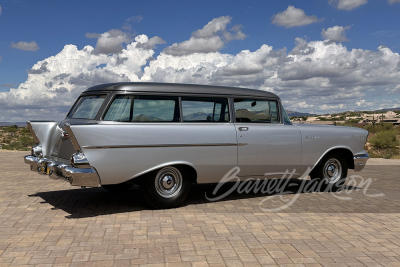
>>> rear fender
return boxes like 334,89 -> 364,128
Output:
27,121 -> 62,157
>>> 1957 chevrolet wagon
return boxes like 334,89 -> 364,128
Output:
24,82 -> 369,208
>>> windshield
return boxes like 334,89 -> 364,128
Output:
68,95 -> 106,119
281,106 -> 292,124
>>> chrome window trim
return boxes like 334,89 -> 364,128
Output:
99,92 -> 233,124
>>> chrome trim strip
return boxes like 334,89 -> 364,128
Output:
82,143 -> 247,149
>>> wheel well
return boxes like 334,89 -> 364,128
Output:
174,164 -> 198,183
323,148 -> 354,170
133,164 -> 198,184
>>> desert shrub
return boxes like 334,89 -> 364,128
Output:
20,127 -> 31,135
368,148 -> 399,159
394,125 -> 400,135
347,118 -> 362,124
4,126 -> 17,133
363,123 -> 394,134
20,136 -> 35,147
369,130 -> 399,149
9,141 -> 23,150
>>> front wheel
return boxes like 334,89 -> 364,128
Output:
310,153 -> 348,191
140,166 -> 191,209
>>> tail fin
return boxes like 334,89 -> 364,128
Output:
27,121 -> 61,157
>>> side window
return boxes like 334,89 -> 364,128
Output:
234,99 -> 271,123
68,95 -> 107,119
103,95 -> 180,122
103,95 -> 132,122
234,99 -> 280,123
182,97 -> 230,122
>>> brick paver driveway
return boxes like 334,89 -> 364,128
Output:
1,151 -> 400,266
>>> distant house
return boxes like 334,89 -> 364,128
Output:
304,121 -> 335,125
381,119 -> 400,125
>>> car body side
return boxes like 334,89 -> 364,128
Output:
25,83 -> 369,187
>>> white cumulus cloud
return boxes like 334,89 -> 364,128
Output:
86,29 -> 132,55
389,0 -> 400,3
0,5 -> 2,15
163,16 -> 247,56
322,25 -> 351,43
329,0 -> 367,10
11,41 -> 39,51
271,6 -> 322,28
135,35 -> 166,50
1,17 -> 400,121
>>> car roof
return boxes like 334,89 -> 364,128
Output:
84,82 -> 279,99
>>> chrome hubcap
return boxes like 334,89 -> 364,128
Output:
162,175 -> 174,189
155,167 -> 182,198
323,158 -> 342,183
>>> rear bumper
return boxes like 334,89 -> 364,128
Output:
354,153 -> 369,172
62,167 -> 100,187
24,155 -> 100,187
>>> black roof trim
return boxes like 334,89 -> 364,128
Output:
84,82 -> 279,98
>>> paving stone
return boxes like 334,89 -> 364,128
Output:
0,151 -> 400,266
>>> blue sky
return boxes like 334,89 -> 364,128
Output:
1,0 -> 400,120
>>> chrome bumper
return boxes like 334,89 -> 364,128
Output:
354,153 -> 369,171
62,167 -> 100,187
24,155 -> 100,187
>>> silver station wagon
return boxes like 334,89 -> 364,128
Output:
24,83 -> 369,208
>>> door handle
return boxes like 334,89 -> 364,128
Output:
238,127 -> 249,131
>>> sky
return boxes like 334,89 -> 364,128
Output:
1,0 -> 400,121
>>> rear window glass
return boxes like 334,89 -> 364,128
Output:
181,97 -> 230,122
103,95 -> 180,122
68,95 -> 106,119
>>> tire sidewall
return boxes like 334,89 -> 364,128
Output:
140,167 -> 191,209
314,153 -> 348,190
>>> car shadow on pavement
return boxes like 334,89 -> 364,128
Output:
28,177 -> 400,218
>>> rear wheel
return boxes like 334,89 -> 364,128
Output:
310,153 -> 348,191
140,166 -> 191,209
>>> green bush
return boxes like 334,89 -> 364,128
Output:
364,123 -> 394,134
369,148 -> 399,159
20,127 -> 31,135
370,130 -> 399,149
20,136 -> 35,147
9,141 -> 23,150
4,126 -> 17,133
347,118 -> 362,124
1,145 -> 11,150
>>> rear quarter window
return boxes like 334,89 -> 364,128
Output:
68,95 -> 107,119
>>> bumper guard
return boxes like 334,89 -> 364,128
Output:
354,153 -> 369,172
